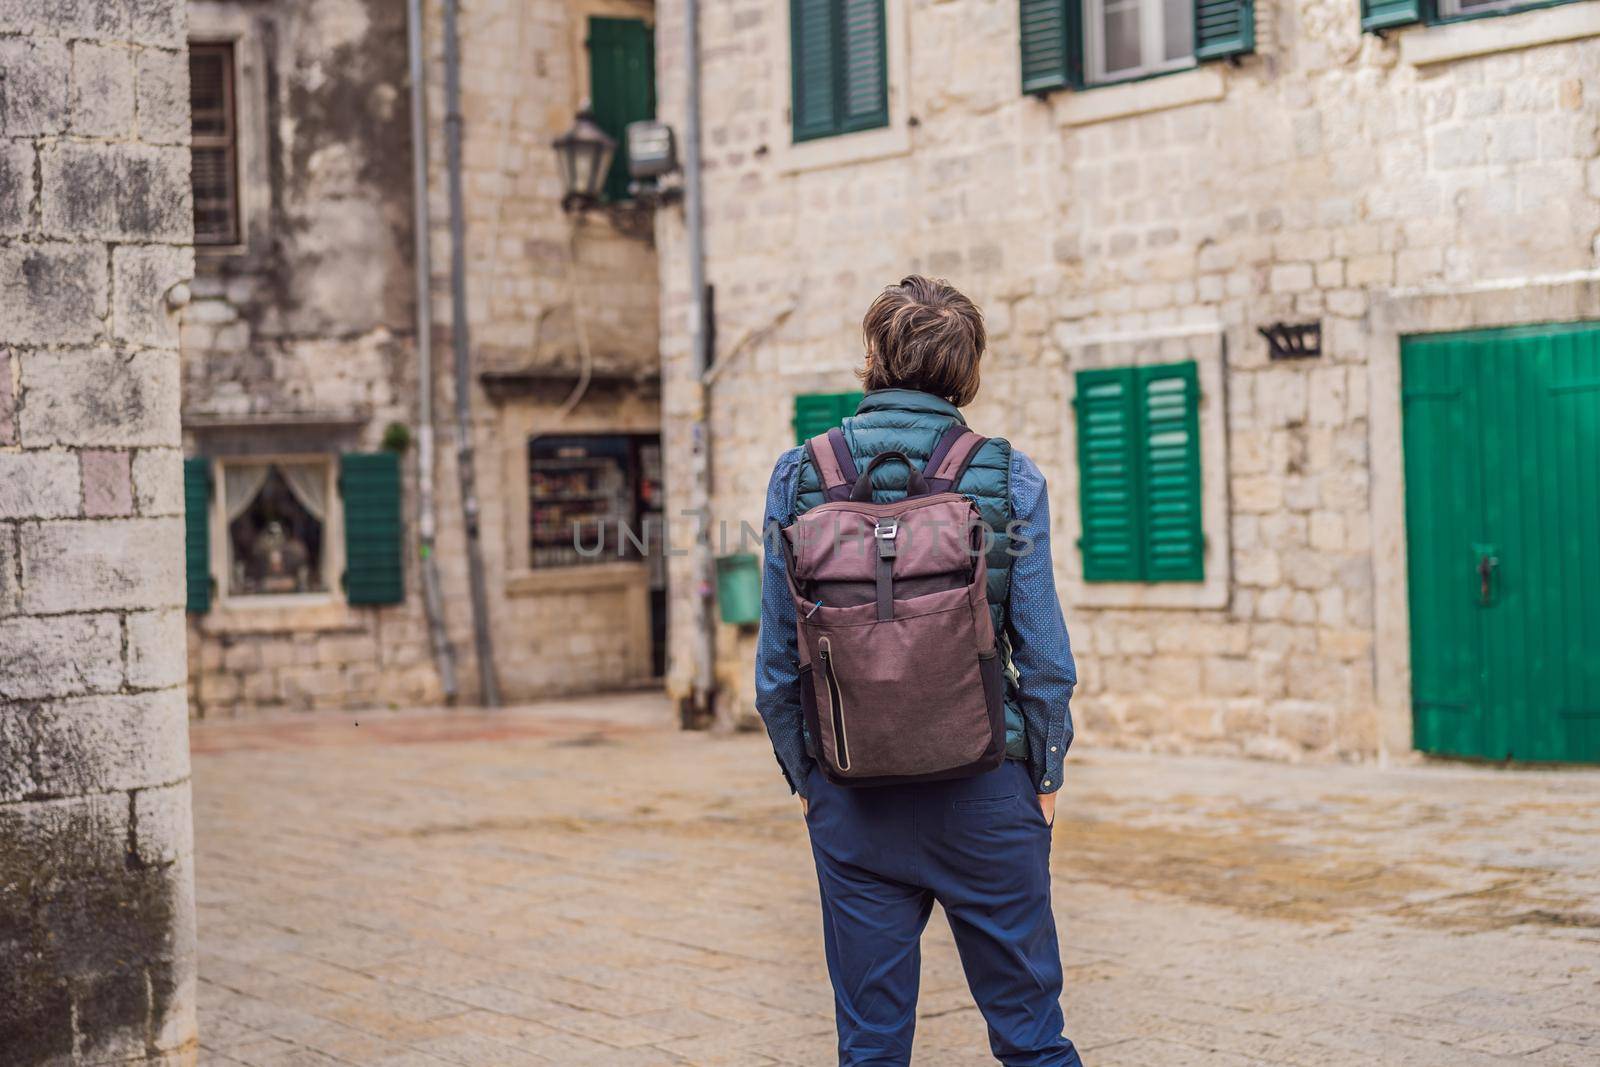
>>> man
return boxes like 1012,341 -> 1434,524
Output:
756,276 -> 1083,1065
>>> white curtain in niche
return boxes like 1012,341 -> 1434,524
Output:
278,461 -> 329,522
223,463 -> 271,523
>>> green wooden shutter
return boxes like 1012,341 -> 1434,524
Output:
1075,368 -> 1143,581
791,0 -> 839,141
791,0 -> 887,141
1194,0 -> 1254,61
1137,362 -> 1204,581
793,391 -> 863,444
184,457 -> 212,614
588,17 -> 656,202
1019,0 -> 1080,94
340,452 -> 404,606
1362,0 -> 1422,31
838,0 -> 888,133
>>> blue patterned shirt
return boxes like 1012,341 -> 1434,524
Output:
755,447 -> 1076,799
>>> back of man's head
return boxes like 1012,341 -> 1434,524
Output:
860,275 -> 986,407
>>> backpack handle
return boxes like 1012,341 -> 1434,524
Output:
849,451 -> 929,502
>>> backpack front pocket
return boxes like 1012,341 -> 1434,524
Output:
803,603 -> 998,780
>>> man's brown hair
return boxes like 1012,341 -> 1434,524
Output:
859,275 -> 986,407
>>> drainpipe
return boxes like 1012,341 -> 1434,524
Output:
407,0 -> 459,704
683,0 -> 717,728
443,0 -> 502,706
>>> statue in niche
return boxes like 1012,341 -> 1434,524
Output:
251,519 -> 311,594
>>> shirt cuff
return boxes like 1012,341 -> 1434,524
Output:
1032,732 -> 1071,794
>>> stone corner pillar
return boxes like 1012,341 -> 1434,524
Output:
0,1 -> 199,1063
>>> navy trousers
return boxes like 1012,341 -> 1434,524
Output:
804,759 -> 1082,1067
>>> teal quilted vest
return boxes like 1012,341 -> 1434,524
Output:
791,389 -> 1027,758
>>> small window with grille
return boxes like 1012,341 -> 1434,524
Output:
189,42 -> 240,246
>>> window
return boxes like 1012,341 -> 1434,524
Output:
529,435 -> 661,569
1020,0 -> 1251,93
790,0 -> 889,141
588,18 -> 656,202
793,391 -> 863,444
1075,361 -> 1203,582
189,42 -> 239,246
183,452 -> 405,613
219,458 -> 334,597
1086,0 -> 1194,83
1361,0 -> 1576,31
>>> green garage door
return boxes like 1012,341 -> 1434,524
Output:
1402,322 -> 1600,762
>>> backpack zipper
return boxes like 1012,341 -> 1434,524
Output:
817,637 -> 850,771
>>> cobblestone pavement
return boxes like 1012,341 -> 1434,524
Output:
190,694 -> 1600,1066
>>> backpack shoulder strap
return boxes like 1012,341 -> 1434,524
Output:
805,427 -> 859,503
924,425 -> 988,494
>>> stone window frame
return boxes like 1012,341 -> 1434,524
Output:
1055,323 -> 1232,610
770,0 -> 912,174
1366,272 -> 1600,761
188,2 -> 272,260
1399,0 -> 1600,66
208,453 -> 346,611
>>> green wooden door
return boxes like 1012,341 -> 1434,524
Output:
1402,322 -> 1600,763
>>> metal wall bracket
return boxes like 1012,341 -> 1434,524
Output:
1259,321 -> 1321,360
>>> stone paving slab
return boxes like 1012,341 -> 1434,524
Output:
190,694 -> 1600,1065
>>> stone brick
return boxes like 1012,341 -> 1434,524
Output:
18,348 -> 180,447
1269,263 -> 1314,293
0,451 -> 79,519
18,517 -> 184,613
0,352 -> 14,448
40,142 -> 189,241
69,41 -> 135,137
0,613 -> 123,700
125,608 -> 185,689
135,47 -> 188,145
0,243 -> 109,346
1274,701 -> 1335,750
0,37 -> 69,136
131,781 -> 191,867
1309,512 -> 1343,552
81,449 -> 133,516
1344,254 -> 1393,286
0,525 -> 16,617
0,689 -> 189,802
1204,657 -> 1256,698
0,0 -> 124,39
0,142 -> 32,235
1234,476 -> 1284,514
131,447 -> 183,516
127,0 -> 185,47
113,244 -> 192,346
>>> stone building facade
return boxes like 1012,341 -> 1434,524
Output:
0,0 -> 199,1060
653,0 -> 1600,764
178,0 -> 664,715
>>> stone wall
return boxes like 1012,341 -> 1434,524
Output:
0,0 -> 199,1061
653,0 -> 1600,758
184,0 -> 664,714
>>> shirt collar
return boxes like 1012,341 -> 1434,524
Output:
855,389 -> 967,425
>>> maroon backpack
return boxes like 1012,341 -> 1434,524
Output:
782,426 -> 1007,787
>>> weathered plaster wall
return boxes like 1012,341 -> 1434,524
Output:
187,0 -> 664,713
653,0 -> 1600,758
0,0 -> 199,1060
180,0 -> 444,717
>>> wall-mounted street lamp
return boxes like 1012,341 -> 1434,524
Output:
552,107 -> 617,215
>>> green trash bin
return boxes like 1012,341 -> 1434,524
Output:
715,552 -> 761,626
